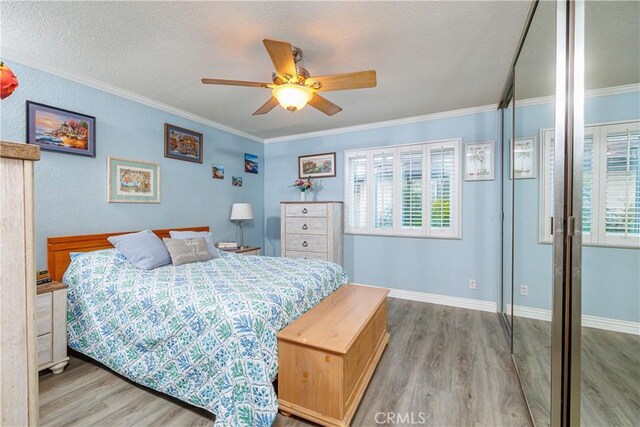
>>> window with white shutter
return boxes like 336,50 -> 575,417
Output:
540,120 -> 639,248
601,123 -> 640,246
400,147 -> 423,232
345,152 -> 369,233
428,143 -> 458,236
372,150 -> 395,232
344,139 -> 461,238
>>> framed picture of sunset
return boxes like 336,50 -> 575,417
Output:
26,101 -> 96,157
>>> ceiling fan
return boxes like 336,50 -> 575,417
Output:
201,39 -> 377,116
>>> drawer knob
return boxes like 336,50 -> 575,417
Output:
302,224 -> 308,230
302,208 -> 308,214
302,241 -> 308,247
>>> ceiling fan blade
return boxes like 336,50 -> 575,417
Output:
201,78 -> 271,88
252,97 -> 279,116
263,39 -> 297,78
306,70 -> 377,92
308,94 -> 343,116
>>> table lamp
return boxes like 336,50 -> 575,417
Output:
230,203 -> 253,248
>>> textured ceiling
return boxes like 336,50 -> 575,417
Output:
1,1 -> 532,139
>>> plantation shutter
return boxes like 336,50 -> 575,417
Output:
345,152 -> 369,231
428,143 -> 457,235
582,133 -> 594,238
400,147 -> 423,231
542,131 -> 555,241
372,150 -> 395,231
603,126 -> 640,244
542,129 -> 594,242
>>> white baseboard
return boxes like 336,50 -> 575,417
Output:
507,304 -> 640,335
353,283 -> 497,313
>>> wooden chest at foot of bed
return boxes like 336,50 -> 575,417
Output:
277,284 -> 390,427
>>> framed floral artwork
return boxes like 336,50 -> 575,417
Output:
108,157 -> 160,203
511,137 -> 537,179
298,152 -> 336,178
464,141 -> 495,181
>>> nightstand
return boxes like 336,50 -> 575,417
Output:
36,281 -> 69,374
222,246 -> 261,256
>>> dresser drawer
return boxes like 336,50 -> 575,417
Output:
37,333 -> 52,366
285,203 -> 327,218
286,217 -> 327,235
36,293 -> 52,336
285,234 -> 327,253
286,250 -> 328,261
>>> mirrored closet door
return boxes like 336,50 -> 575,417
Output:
511,1 -> 556,425
501,1 -> 639,426
579,1 -> 640,425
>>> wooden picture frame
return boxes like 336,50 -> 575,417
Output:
26,101 -> 96,157
107,156 -> 160,203
298,152 -> 336,178
164,123 -> 203,163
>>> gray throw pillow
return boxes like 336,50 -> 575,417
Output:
107,230 -> 171,270
163,238 -> 212,266
169,230 -> 220,258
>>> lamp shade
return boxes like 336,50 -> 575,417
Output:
230,203 -> 253,220
272,83 -> 313,112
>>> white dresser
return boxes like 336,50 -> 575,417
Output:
280,202 -> 343,265
36,282 -> 69,374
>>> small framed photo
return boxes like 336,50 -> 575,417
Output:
212,164 -> 224,179
244,153 -> 258,174
26,101 -> 96,157
511,137 -> 537,179
164,123 -> 203,163
108,157 -> 160,203
298,152 -> 336,178
232,176 -> 243,187
465,141 -> 495,181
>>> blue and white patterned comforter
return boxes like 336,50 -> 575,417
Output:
64,249 -> 347,426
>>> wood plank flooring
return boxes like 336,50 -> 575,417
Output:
514,316 -> 640,427
39,298 -> 532,426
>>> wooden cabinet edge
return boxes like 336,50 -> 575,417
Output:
0,141 -> 40,161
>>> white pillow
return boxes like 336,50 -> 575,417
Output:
169,231 -> 220,258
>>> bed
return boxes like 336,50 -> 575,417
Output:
48,227 -> 347,426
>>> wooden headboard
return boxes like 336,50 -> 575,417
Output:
47,226 -> 209,282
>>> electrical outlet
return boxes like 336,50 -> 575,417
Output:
469,279 -> 477,290
520,285 -> 528,296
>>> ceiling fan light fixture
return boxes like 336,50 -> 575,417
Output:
272,83 -> 313,112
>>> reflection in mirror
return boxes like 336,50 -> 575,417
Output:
511,1 -> 555,426
580,1 -> 640,426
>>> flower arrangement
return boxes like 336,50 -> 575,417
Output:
290,177 -> 315,192
0,61 -> 19,100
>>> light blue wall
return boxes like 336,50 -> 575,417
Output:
0,60 -> 265,269
264,111 -> 503,304
509,91 -> 640,322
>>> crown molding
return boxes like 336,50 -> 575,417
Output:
2,49 -> 264,143
263,103 -> 499,144
512,83 -> 640,108
5,49 -> 638,145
